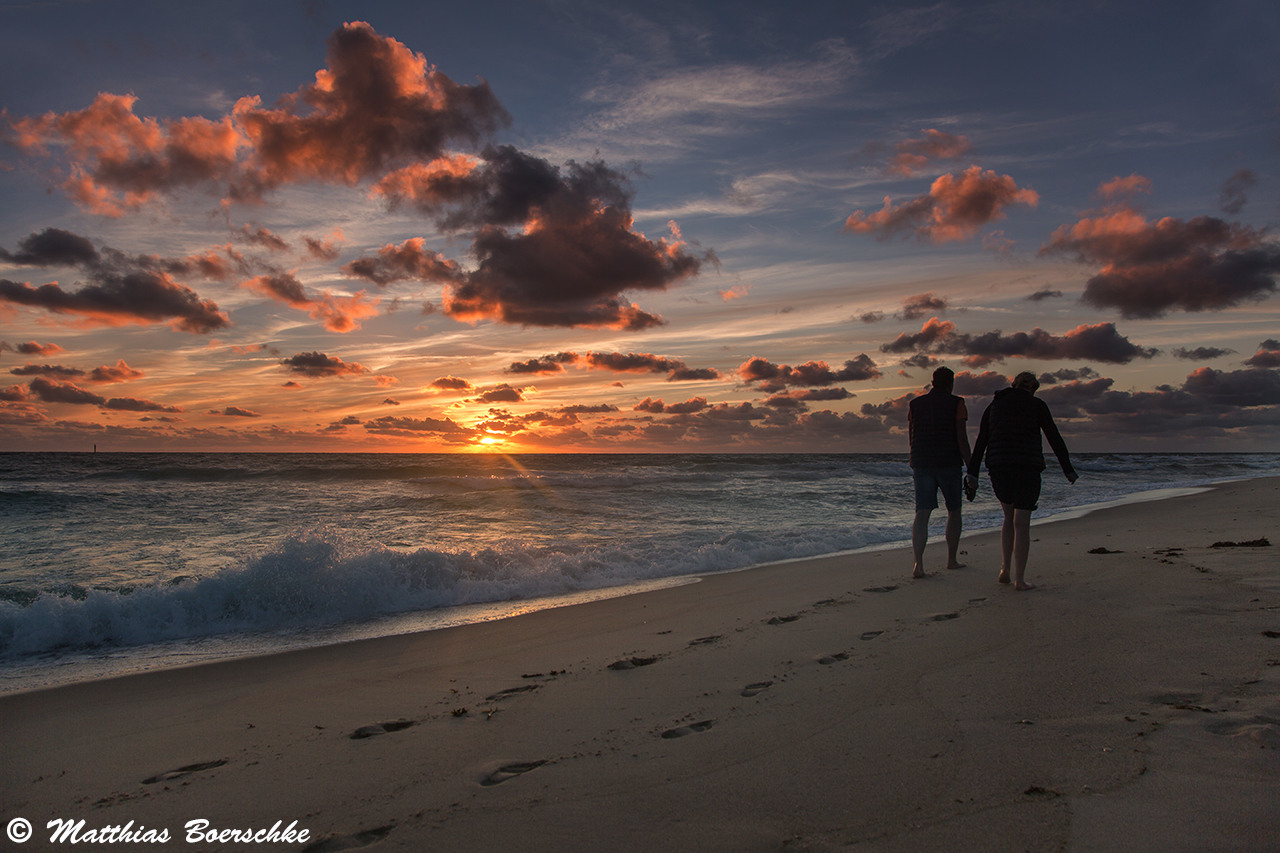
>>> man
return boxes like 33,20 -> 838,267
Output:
908,366 -> 974,579
968,371 -> 1078,590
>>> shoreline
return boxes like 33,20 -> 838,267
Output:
0,480 -> 1222,697
2,477 -> 1277,850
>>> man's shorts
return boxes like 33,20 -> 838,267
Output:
987,467 -> 1042,511
913,467 -> 963,512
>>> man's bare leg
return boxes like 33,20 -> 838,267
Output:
945,508 -> 965,569
1012,508 -> 1034,590
912,509 -> 932,578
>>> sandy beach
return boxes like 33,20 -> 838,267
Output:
2,478 -> 1278,851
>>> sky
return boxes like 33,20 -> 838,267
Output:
1,0 -> 1278,453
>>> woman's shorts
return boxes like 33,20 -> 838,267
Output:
987,467 -> 1042,511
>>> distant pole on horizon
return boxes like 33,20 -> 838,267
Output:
93,444 -> 97,453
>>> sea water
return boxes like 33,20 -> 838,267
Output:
2,452 -> 1277,692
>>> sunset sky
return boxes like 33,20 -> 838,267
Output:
2,0 -> 1278,453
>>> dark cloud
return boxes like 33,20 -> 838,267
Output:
279,351 -> 369,377
634,397 -> 709,414
341,238 -> 461,286
1171,346 -> 1236,361
1038,366 -> 1100,385
23,376 -> 179,412
1026,289 -> 1063,302
583,351 -> 721,381
1244,340 -> 1280,368
900,292 -> 948,320
1041,184 -> 1280,318
1219,169 -> 1256,215
845,166 -> 1038,243
211,406 -> 261,417
881,318 -> 1157,367
238,225 -> 290,252
506,352 -> 581,375
0,227 -> 99,266
9,363 -> 84,379
428,376 -> 473,391
0,228 -> 229,333
739,354 -> 882,392
470,383 -> 525,404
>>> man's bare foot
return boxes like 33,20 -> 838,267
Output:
913,567 -> 928,579
946,562 -> 966,570
997,570 -> 1011,584
1015,582 -> 1036,591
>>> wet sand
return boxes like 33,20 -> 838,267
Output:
2,478 -> 1278,851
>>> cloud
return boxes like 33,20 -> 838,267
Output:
1026,289 -> 1063,302
885,129 -> 972,177
1244,340 -> 1280,368
634,396 -> 710,414
899,292 -> 949,320
739,354 -> 882,391
9,363 -> 83,379
1171,346 -> 1236,361
469,383 -> 525,404
1040,179 -> 1280,318
428,376 -> 473,391
1219,169 -> 1256,215
211,406 -> 261,417
845,166 -> 1039,243
341,237 -> 462,286
279,351 -> 370,377
0,340 -> 66,356
881,317 -> 1157,367
242,271 -> 379,332
1035,367 -> 1280,439
506,352 -> 581,375
363,414 -> 471,439
24,376 -> 179,411
443,159 -> 708,330
0,228 -> 229,333
5,22 -> 509,209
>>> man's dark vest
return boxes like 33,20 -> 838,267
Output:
909,390 -> 961,469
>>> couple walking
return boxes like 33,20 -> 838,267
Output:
908,367 -> 1077,589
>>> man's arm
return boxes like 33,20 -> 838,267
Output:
956,398 -> 972,469
967,405 -> 990,478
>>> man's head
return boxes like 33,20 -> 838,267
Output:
931,366 -> 955,393
1012,371 -> 1040,394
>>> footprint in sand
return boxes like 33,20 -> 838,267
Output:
661,720 -> 716,739
485,685 -> 541,701
864,585 -> 899,594
608,655 -> 662,670
929,612 -> 960,622
859,630 -> 883,641
480,761 -> 547,787
349,719 -> 415,740
741,681 -> 773,697
302,824 -> 395,852
141,759 -> 227,785
817,652 -> 849,665
688,635 -> 722,646
766,614 -> 803,625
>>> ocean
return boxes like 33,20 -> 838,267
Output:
2,451 -> 1277,693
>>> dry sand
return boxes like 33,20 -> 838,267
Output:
2,478 -> 1278,851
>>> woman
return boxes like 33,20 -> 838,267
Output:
968,372 -> 1078,590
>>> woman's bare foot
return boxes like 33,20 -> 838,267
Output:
997,570 -> 1011,584
1015,581 -> 1036,591
946,562 -> 966,570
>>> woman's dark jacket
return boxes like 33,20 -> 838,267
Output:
968,387 -> 1075,478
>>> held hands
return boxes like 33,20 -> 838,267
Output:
963,473 -> 978,501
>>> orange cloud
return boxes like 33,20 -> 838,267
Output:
1041,179 -> 1280,317
241,271 -> 379,333
845,166 -> 1039,243
887,129 -> 972,177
